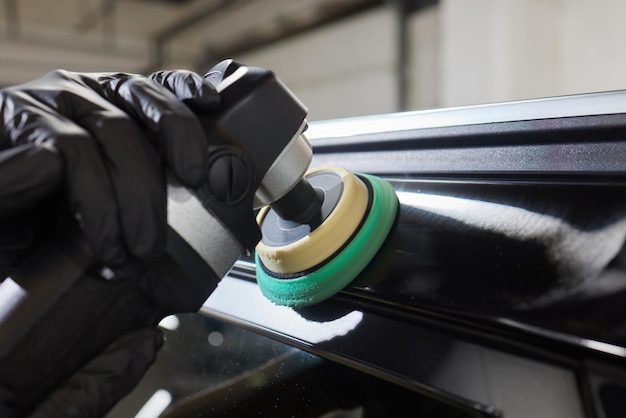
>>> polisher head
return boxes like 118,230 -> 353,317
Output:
255,165 -> 398,307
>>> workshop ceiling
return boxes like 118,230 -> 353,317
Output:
0,0 -> 381,86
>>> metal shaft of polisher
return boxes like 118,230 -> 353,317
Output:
270,178 -> 325,226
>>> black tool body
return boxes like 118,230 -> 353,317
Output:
0,60 -> 308,356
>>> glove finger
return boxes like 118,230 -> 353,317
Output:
27,327 -> 163,418
149,69 -> 220,113
0,144 -> 63,217
0,144 -> 63,268
75,105 -> 167,263
18,71 -> 168,262
0,208 -> 55,270
0,94 -> 125,266
101,74 -> 209,188
4,76 -> 169,264
57,133 -> 127,265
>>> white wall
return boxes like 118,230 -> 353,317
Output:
439,0 -> 626,107
235,0 -> 626,120
3,1 -> 625,118
559,0 -> 626,96
407,6 -> 441,110
439,0 -> 562,106
235,8 -> 398,121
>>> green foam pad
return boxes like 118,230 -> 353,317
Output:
255,173 -> 398,307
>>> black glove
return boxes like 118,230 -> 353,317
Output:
0,69 -> 219,269
27,327 -> 164,418
0,69 -> 219,418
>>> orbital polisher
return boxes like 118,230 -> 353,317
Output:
180,59 -> 399,307
0,61 -> 399,352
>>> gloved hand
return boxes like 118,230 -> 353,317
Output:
26,327 -> 164,418
0,68 -> 220,418
0,69 -> 219,270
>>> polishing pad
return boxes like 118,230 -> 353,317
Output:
255,166 -> 398,307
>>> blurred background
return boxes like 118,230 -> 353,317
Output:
1,0 -> 625,121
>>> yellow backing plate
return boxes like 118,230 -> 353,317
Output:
255,165 -> 369,274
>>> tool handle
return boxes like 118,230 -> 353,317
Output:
0,219 -> 93,358
0,220 -> 221,360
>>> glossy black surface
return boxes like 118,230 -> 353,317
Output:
205,268 -> 586,418
119,91 -> 626,417
300,91 -> 626,353
204,91 -> 626,417
111,312 -> 489,418
345,178 -> 626,347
